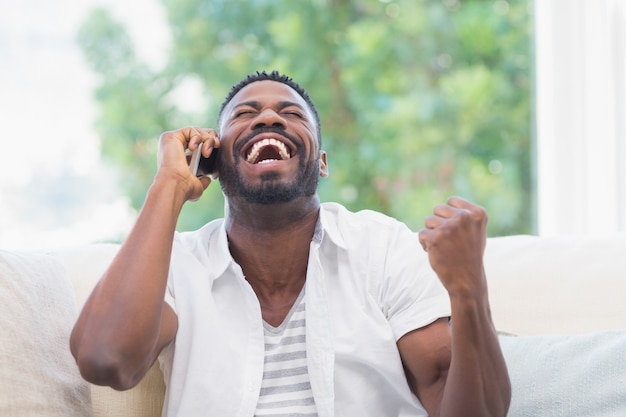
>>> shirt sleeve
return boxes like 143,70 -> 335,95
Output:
163,235 -> 181,315
164,275 -> 176,314
379,220 -> 451,341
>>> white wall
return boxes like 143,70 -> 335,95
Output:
535,0 -> 626,236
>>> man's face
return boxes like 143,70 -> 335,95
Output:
217,80 -> 327,205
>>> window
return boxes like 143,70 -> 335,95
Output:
535,0 -> 626,235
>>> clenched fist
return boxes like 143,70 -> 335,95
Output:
419,196 -> 488,297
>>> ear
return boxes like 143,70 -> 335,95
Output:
319,151 -> 329,178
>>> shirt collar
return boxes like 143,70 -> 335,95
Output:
206,204 -> 349,281
206,220 -> 237,280
318,203 -> 348,249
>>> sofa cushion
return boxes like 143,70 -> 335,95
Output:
0,250 -> 92,417
500,330 -> 626,417
90,364 -> 165,417
58,243 -> 121,307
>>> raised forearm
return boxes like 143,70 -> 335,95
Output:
440,278 -> 511,417
417,197 -> 511,416
70,175 -> 185,388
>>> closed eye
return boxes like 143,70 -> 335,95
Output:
234,110 -> 256,117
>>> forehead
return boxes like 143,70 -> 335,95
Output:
225,80 -> 310,113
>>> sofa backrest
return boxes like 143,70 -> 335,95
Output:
60,234 -> 626,337
484,233 -> 626,335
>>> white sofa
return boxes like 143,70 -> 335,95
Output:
1,233 -> 625,416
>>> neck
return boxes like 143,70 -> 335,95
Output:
225,196 -> 321,309
225,194 -> 321,232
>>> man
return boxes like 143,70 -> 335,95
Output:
71,70 -> 510,417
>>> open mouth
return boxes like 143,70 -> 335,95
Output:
245,138 -> 292,165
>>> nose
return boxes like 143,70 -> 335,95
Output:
252,109 -> 287,130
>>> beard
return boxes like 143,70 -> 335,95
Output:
217,130 -> 320,205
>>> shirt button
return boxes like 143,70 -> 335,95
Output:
247,382 -> 255,392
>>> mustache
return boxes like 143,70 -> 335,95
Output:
233,127 -> 303,155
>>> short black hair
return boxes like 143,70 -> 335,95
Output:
217,70 -> 322,145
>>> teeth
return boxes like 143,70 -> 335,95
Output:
246,138 -> 291,163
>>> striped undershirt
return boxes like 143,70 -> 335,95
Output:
255,288 -> 318,417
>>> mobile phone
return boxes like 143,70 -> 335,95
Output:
188,146 -> 219,178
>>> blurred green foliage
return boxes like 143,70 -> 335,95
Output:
78,0 -> 533,236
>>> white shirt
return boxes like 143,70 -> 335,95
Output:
159,202 -> 451,417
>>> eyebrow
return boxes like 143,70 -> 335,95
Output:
233,100 -> 307,112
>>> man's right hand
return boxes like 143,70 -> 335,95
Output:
157,126 -> 221,202
70,127 -> 223,390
